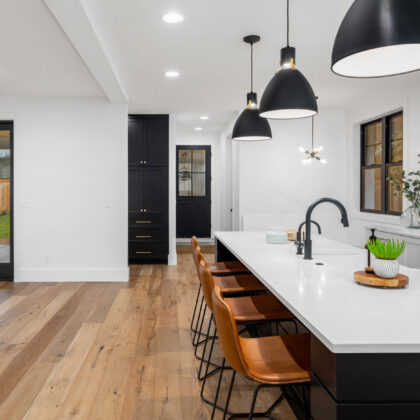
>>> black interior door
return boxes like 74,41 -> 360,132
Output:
0,122 -> 13,281
176,146 -> 211,238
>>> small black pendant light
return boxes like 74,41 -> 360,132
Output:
259,0 -> 318,120
332,0 -> 420,78
232,35 -> 272,141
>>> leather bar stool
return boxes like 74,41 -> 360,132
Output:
209,286 -> 311,420
190,236 -> 252,344
192,251 -> 270,366
197,261 -> 297,392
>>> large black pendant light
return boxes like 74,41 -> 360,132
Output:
259,0 -> 317,120
232,35 -> 272,141
332,0 -> 420,78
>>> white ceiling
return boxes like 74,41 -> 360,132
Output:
4,0 -> 420,134
0,0 -> 102,97
84,0 -> 420,114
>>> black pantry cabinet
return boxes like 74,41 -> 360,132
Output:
128,115 -> 169,264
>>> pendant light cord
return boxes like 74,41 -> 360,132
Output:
311,116 -> 314,149
250,42 -> 254,92
287,0 -> 290,46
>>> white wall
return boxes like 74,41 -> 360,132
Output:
0,96 -> 129,282
235,109 -> 350,242
345,85 -> 420,247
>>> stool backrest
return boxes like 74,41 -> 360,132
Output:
191,236 -> 199,250
192,244 -> 205,274
211,286 -> 248,377
197,260 -> 215,312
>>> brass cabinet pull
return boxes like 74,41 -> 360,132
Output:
136,221 -> 151,224
136,235 -> 152,238
136,251 -> 152,254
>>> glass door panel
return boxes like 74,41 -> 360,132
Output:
0,130 -> 10,264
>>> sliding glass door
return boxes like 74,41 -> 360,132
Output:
0,122 -> 13,280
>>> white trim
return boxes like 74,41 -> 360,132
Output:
15,267 -> 130,282
168,254 -> 178,265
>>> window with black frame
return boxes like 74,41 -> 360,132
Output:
361,112 -> 403,215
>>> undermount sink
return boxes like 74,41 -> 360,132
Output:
312,248 -> 363,256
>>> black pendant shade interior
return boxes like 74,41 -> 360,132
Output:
232,35 -> 272,141
259,0 -> 318,120
332,0 -> 420,78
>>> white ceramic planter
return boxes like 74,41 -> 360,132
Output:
373,259 -> 400,279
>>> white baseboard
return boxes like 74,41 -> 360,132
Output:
15,267 -> 130,283
168,253 -> 178,266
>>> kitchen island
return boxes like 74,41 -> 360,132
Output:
215,231 -> 420,420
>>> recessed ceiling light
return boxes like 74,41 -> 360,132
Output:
162,12 -> 184,24
194,127 -> 203,131
200,116 -> 209,120
165,70 -> 179,78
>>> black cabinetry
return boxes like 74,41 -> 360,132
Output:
128,115 -> 169,264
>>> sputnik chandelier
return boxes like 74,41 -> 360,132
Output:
299,116 -> 327,165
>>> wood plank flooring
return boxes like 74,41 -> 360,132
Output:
0,251 -> 296,419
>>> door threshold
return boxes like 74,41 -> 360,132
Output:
176,237 -> 214,245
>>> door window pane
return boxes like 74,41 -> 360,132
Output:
178,173 -> 191,196
178,150 -> 191,172
192,173 -> 205,196
192,150 -> 205,172
363,168 -> 382,211
390,113 -> 403,163
0,130 -> 10,263
364,120 -> 383,165
387,165 -> 403,213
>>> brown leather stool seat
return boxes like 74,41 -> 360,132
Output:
224,294 -> 294,323
240,334 -> 311,384
214,274 -> 267,294
191,236 -> 250,276
205,260 -> 250,275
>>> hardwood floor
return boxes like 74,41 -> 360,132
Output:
0,252 -> 296,419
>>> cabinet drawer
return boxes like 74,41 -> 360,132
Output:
129,228 -> 166,242
129,213 -> 166,228
129,244 -> 167,260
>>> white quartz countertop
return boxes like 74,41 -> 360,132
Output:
214,231 -> 420,354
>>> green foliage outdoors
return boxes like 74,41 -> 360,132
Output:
367,239 -> 406,260
388,167 -> 420,208
0,213 -> 10,240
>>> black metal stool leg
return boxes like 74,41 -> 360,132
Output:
197,314 -> 214,379
264,389 -> 285,416
193,303 -> 207,347
190,284 -> 202,332
248,384 -> 261,420
211,357 -> 226,420
223,370 -> 236,420
192,295 -> 205,344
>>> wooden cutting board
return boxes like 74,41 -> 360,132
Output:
354,271 -> 409,288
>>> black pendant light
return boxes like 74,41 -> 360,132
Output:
232,35 -> 272,141
259,0 -> 318,120
332,0 -> 420,78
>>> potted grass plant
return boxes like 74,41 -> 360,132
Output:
367,239 -> 406,279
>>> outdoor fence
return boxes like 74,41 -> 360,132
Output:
0,179 -> 10,213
